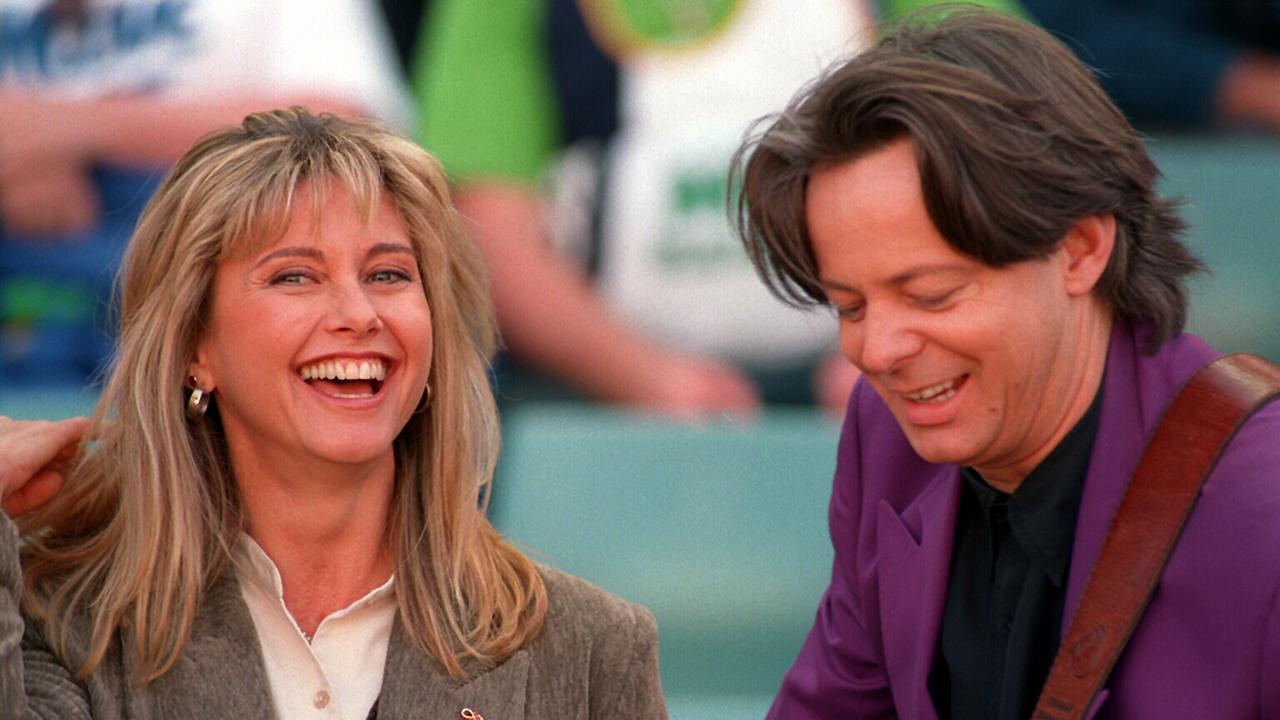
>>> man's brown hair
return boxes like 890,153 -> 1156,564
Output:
732,7 -> 1202,348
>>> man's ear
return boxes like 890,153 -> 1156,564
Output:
1060,213 -> 1116,297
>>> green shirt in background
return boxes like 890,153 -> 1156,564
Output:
880,0 -> 1027,22
414,0 -> 558,184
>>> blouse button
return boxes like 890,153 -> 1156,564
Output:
314,689 -> 331,709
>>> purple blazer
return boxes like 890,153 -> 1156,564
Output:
770,323 -> 1280,719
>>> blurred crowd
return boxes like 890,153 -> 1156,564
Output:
0,0 -> 408,387
3,0 -> 1279,416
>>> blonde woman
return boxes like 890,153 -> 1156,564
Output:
0,108 -> 665,719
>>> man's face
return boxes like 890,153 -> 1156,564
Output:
807,139 -> 1103,486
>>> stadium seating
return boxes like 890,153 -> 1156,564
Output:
492,404 -> 839,717
1149,135 -> 1280,362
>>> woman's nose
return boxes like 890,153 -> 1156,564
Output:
327,280 -> 382,336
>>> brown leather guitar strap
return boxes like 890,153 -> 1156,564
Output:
1032,353 -> 1280,720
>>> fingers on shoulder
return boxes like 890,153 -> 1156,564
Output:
0,415 -> 89,435
33,416 -> 92,447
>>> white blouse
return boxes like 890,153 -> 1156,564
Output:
236,536 -> 397,720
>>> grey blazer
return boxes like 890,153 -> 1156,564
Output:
0,517 -> 667,719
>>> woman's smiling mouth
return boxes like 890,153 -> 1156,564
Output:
299,358 -> 388,398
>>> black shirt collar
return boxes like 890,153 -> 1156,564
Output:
961,386 -> 1103,588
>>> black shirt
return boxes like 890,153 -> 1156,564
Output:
929,389 -> 1103,720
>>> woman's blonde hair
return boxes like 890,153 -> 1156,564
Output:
19,108 -> 547,682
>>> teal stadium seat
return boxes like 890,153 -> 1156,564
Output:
0,386 -> 98,420
491,405 -> 839,718
1149,135 -> 1280,363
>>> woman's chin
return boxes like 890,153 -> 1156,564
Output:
300,435 -> 398,468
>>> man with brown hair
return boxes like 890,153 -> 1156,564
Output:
733,9 -> 1280,719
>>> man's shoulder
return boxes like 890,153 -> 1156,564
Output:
1131,330 -> 1280,478
1209,395 -> 1280,493
1140,340 -> 1280,544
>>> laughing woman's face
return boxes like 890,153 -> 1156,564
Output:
191,180 -> 433,475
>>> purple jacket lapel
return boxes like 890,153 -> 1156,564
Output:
1060,323 -> 1218,717
876,463 -> 961,720
1065,324 -> 1219,625
1064,324 -> 1148,624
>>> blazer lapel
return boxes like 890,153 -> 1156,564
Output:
135,572 -> 276,719
376,620 -> 529,720
875,465 -> 961,720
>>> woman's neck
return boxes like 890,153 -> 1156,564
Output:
234,450 -> 397,636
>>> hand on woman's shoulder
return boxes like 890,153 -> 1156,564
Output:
0,416 -> 89,518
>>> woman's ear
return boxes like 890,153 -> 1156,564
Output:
187,343 -> 216,391
1060,212 -> 1116,297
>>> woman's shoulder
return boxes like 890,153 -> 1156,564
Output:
521,565 -> 666,717
535,564 -> 658,645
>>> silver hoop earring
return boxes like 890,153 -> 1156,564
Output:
187,380 -> 211,420
415,383 -> 432,414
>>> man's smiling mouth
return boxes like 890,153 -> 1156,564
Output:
902,375 -> 966,404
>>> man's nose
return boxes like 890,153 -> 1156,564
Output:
852,307 -> 922,376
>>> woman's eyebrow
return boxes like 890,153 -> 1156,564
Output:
250,243 -> 414,269
251,246 -> 323,269
366,242 -> 415,259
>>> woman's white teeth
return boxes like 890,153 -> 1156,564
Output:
298,359 -> 387,382
904,377 -> 960,403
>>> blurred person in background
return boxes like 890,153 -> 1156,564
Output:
1014,0 -> 1280,132
377,0 -> 434,76
0,0 -> 409,388
414,0 -> 871,419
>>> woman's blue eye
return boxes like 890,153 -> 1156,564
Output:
271,272 -> 310,286
369,269 -> 412,283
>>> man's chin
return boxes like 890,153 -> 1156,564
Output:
902,430 -> 983,469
